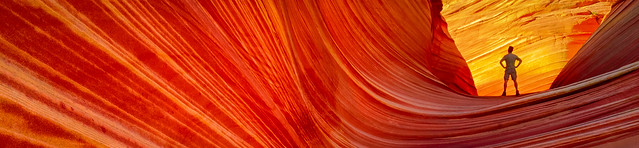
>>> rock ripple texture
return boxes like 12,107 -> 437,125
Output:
0,0 -> 638,147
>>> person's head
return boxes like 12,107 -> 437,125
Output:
508,46 -> 514,53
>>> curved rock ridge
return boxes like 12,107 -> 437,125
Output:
552,0 -> 639,88
0,0 -> 638,147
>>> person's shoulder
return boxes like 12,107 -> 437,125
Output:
512,54 -> 522,60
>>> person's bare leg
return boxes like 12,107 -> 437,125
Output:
514,79 -> 520,96
502,80 -> 507,96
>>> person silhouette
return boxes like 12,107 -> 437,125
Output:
500,46 -> 522,96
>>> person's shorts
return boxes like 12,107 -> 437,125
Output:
504,68 -> 517,81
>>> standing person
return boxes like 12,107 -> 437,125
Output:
500,46 -> 522,96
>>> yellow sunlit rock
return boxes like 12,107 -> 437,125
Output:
442,0 -> 616,96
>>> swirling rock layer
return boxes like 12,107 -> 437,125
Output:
552,0 -> 639,88
0,0 -> 638,147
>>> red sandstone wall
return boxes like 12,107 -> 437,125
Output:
0,0 -> 638,147
552,0 -> 639,88
0,0 -> 474,147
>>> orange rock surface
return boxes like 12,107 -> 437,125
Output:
1,0 -> 639,147
553,0 -> 639,88
442,0 -> 616,96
